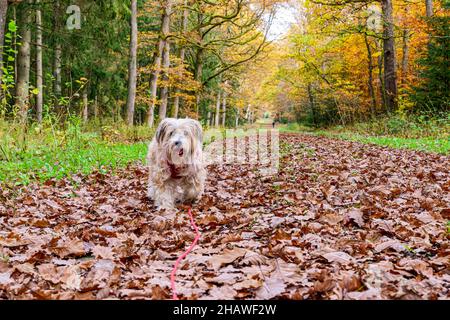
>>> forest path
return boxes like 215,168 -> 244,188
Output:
0,133 -> 448,299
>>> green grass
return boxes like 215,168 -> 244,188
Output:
279,122 -> 310,133
0,141 -> 147,186
312,131 -> 449,154
277,114 -> 449,155
255,117 -> 273,125
0,119 -> 151,186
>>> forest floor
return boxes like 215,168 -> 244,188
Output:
278,123 -> 450,155
0,133 -> 449,299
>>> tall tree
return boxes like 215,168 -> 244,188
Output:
126,0 -> 138,126
36,0 -> 43,123
381,0 -> 398,112
425,0 -> 433,17
147,0 -> 172,127
221,88 -> 227,126
364,33 -> 377,114
172,0 -> 188,118
401,29 -> 410,84
82,86 -> 88,123
214,91 -> 220,127
16,1 -> 32,123
53,0 -> 62,108
158,40 -> 170,120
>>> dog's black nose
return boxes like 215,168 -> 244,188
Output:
174,140 -> 181,146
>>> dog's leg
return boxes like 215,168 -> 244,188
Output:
147,182 -> 155,200
184,170 -> 206,203
153,185 -> 176,210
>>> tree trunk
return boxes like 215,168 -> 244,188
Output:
364,33 -> 377,116
16,1 -> 32,123
425,0 -> 433,17
375,39 -> 385,110
215,91 -> 221,127
54,44 -> 62,96
94,95 -> 98,119
0,0 -> 9,98
146,0 -> 172,127
147,41 -> 163,127
194,48 -> 203,117
126,0 -> 138,126
36,0 -> 43,123
206,111 -> 211,126
235,112 -> 239,128
381,0 -> 398,112
159,40 -> 170,120
221,90 -> 227,127
425,0 -> 433,49
53,0 -> 62,104
401,29 -> 410,85
82,87 -> 88,123
307,84 -> 317,127
172,0 -> 188,118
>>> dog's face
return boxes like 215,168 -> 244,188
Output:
156,118 -> 203,165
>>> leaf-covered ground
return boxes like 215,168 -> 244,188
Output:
0,133 -> 449,300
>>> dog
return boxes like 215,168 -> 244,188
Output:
147,118 -> 206,211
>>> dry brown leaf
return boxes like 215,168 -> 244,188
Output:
92,245 -> 115,260
51,238 -> 86,258
374,240 -> 405,253
37,263 -> 60,284
322,251 -> 354,265
60,265 -> 82,290
255,275 -> 286,299
209,247 -> 247,270
345,209 -> 364,227
233,278 -> 262,291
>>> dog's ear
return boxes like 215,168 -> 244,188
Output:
188,119 -> 203,144
156,119 -> 171,144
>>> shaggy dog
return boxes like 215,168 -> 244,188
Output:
147,118 -> 206,210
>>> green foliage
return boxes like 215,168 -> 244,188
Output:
281,113 -> 449,154
411,14 -> 450,112
0,118 -> 151,186
315,132 -> 450,155
349,113 -> 450,138
279,122 -> 307,133
1,20 -> 18,115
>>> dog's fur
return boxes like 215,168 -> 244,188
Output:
147,118 -> 206,210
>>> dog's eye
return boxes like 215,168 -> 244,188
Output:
183,130 -> 188,136
168,131 -> 174,137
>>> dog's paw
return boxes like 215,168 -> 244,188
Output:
150,215 -> 172,231
155,202 -> 176,211
153,205 -> 177,220
147,183 -> 158,199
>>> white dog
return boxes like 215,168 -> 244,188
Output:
147,118 -> 206,210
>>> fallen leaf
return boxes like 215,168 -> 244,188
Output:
322,251 -> 354,265
209,248 -> 247,270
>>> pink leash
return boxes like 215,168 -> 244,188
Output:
170,208 -> 200,300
